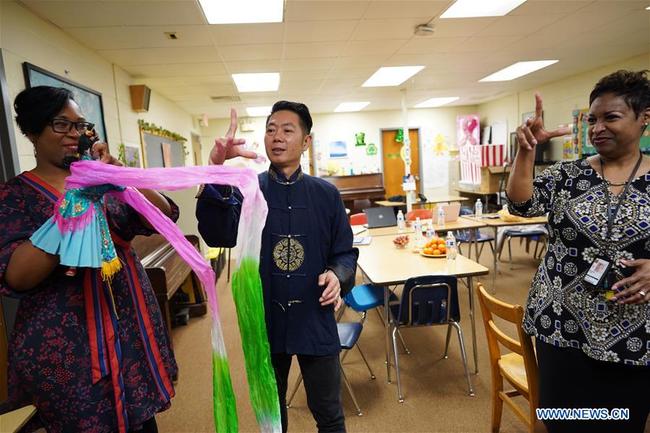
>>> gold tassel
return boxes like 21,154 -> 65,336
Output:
101,257 -> 122,281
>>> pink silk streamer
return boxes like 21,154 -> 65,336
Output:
65,160 -> 278,432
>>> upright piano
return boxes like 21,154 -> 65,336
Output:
132,234 -> 206,341
320,173 -> 385,213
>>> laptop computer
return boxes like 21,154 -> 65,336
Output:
436,202 -> 461,222
364,207 -> 397,228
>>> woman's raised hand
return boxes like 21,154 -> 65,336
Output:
209,109 -> 258,165
516,93 -> 571,151
92,141 -> 123,166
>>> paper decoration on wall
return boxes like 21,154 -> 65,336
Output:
457,114 -> 481,185
328,140 -> 348,158
355,132 -> 366,146
457,115 -> 479,147
433,133 -> 448,156
395,128 -> 404,143
366,142 -> 377,155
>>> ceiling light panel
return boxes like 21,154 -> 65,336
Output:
441,0 -> 527,18
362,66 -> 425,87
199,0 -> 284,24
334,102 -> 370,112
232,72 -> 280,92
414,97 -> 460,108
479,60 -> 558,81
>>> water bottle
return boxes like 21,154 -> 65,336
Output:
413,217 -> 423,248
425,222 -> 435,240
396,210 -> 405,233
446,231 -> 457,260
474,198 -> 483,217
437,206 -> 445,227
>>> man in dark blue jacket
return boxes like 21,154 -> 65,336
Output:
196,101 -> 357,433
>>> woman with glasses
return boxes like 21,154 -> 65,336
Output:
0,86 -> 178,433
507,70 -> 650,433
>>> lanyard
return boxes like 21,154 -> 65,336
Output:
600,152 -> 643,242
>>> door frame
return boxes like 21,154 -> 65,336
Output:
0,49 -> 19,183
379,127 -> 423,194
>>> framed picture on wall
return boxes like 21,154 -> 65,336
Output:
328,140 -> 348,159
23,62 -> 107,142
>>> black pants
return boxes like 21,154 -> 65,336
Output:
272,353 -> 346,433
536,340 -> 650,433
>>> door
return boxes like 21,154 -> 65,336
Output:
381,128 -> 420,198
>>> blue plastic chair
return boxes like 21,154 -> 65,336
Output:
342,283 -> 409,353
389,275 -> 474,402
500,227 -> 547,267
286,322 -> 375,416
456,207 -> 495,261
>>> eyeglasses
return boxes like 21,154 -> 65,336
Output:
49,118 -> 95,134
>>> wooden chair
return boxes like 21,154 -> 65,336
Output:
349,213 -> 367,225
405,208 -> 432,222
477,283 -> 540,433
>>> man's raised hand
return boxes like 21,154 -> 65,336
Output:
209,108 -> 258,165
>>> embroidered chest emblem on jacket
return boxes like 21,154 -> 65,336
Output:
272,237 -> 305,272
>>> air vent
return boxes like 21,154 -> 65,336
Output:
210,95 -> 241,102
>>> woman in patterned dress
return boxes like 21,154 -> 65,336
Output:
507,70 -> 650,433
0,86 -> 177,432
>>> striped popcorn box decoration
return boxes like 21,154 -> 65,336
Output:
480,144 -> 505,167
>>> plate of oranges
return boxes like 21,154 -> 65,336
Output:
420,237 -> 447,258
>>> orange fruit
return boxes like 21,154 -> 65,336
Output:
423,247 -> 433,255
433,249 -> 441,255
439,246 -> 446,253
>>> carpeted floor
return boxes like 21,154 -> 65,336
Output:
156,240 -> 546,433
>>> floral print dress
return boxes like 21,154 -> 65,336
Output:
510,159 -> 650,366
0,172 -> 178,432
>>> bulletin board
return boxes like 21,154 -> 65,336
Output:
140,130 -> 185,168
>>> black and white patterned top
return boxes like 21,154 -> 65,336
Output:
509,159 -> 650,366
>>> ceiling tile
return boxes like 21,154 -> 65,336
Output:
285,21 -> 357,42
362,1 -> 449,19
210,23 -> 284,46
431,17 -> 496,37
21,1 -> 205,27
353,18 -> 423,40
397,37 -> 467,55
99,46 -> 218,66
126,62 -> 228,78
65,25 -> 211,50
284,42 -> 345,59
225,60 -> 283,73
285,0 -> 370,21
509,0 -> 591,16
281,57 -> 338,71
217,44 -> 283,61
342,39 -> 408,56
476,14 -> 565,37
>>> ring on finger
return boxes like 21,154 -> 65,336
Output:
638,290 -> 647,297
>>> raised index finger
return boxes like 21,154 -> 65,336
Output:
534,92 -> 544,119
226,108 -> 238,138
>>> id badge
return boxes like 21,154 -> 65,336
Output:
584,257 -> 612,288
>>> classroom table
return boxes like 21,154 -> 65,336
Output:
356,235 -> 489,378
375,194 -> 470,209
353,216 -> 486,238
463,214 -> 548,288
